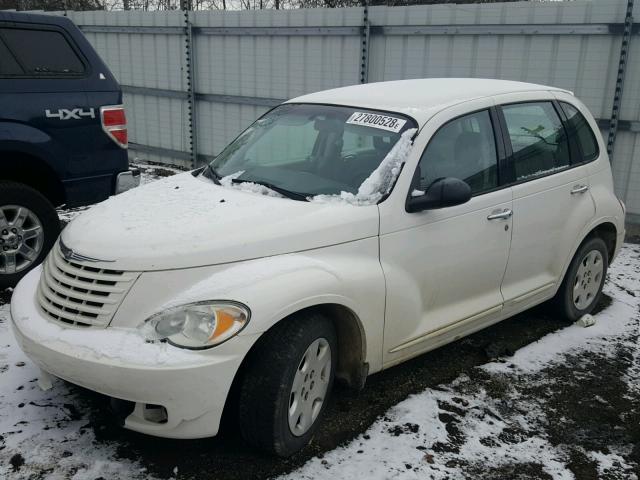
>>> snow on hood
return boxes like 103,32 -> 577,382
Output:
61,172 -> 379,271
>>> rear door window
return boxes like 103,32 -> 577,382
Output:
560,102 -> 599,163
501,102 -> 570,182
0,27 -> 85,77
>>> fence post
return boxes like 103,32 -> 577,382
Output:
182,2 -> 198,168
607,0 -> 635,158
360,0 -> 370,84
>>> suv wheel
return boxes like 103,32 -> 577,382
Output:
554,236 -> 609,321
238,312 -> 336,456
0,182 -> 60,289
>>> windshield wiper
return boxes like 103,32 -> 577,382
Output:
232,179 -> 309,202
203,164 -> 222,185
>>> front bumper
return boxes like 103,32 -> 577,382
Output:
10,267 -> 257,439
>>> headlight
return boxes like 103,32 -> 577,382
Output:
141,301 -> 250,350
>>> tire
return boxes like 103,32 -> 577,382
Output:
0,181 -> 60,289
554,236 -> 609,321
238,312 -> 337,457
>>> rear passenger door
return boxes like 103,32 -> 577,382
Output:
496,97 -> 595,311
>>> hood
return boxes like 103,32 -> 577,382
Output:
61,172 -> 380,271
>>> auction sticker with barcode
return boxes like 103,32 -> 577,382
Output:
346,112 -> 407,133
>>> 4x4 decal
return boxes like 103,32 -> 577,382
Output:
45,108 -> 96,120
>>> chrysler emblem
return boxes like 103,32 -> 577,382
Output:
59,240 -> 114,263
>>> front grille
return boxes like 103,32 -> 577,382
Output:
37,243 -> 140,328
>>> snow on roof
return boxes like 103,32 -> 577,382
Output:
287,78 -> 570,126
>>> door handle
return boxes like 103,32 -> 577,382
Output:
487,208 -> 513,220
571,185 -> 589,195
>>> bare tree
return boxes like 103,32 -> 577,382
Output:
0,0 -> 525,12
0,0 -> 104,9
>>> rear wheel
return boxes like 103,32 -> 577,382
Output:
238,312 -> 336,456
554,237 -> 608,321
0,182 -> 60,289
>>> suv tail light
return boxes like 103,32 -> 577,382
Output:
100,104 -> 128,149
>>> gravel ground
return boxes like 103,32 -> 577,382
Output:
0,164 -> 638,479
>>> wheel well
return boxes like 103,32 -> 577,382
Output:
586,222 -> 617,261
1,151 -> 65,207
219,303 -> 367,433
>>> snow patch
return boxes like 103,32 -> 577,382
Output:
0,299 -> 155,479
220,170 -> 284,198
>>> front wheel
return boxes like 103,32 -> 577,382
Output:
238,312 -> 336,456
554,237 -> 609,321
0,182 -> 60,289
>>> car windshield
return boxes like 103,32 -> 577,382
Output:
205,104 -> 417,201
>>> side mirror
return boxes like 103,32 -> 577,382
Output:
406,177 -> 472,213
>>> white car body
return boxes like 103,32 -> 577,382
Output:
11,79 -> 625,440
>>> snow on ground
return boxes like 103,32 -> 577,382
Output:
0,296 -> 155,480
0,160 -> 638,478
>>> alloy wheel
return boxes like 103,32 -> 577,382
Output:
0,205 -> 44,274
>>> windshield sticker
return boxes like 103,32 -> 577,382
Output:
346,112 -> 407,133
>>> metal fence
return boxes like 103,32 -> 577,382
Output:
51,0 -> 639,221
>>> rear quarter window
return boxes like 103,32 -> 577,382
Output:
0,26 -> 85,77
560,102 -> 599,163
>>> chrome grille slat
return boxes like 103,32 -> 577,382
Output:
41,284 -> 110,315
37,242 -> 140,328
42,266 -> 120,305
46,254 -> 127,294
50,247 -> 136,282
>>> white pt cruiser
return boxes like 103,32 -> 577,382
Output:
11,79 -> 626,456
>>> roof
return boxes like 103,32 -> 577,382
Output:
0,11 -> 74,29
288,78 -> 570,126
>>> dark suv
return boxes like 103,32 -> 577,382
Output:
0,11 -> 138,288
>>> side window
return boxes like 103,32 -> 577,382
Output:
502,102 -> 570,181
416,110 -> 498,195
560,102 -> 599,163
0,27 -> 85,77
0,39 -> 23,75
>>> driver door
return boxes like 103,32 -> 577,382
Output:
380,106 -> 513,367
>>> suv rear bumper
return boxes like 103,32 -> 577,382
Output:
115,167 -> 140,194
62,167 -> 139,207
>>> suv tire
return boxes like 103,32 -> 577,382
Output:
238,312 -> 337,457
554,236 -> 609,321
0,181 -> 60,289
